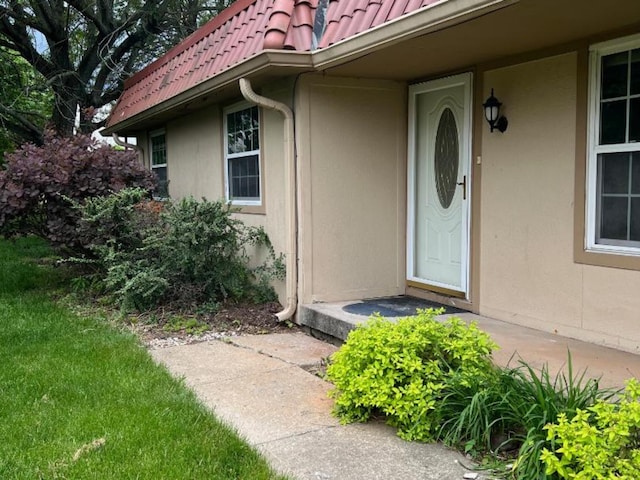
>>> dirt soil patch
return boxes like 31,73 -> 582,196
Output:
128,301 -> 302,348
204,301 -> 295,334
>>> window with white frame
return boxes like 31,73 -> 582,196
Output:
224,104 -> 261,205
587,35 -> 640,253
150,130 -> 168,198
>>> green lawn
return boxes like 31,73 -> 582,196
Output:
0,237 -> 288,479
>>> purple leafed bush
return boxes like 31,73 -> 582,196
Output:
0,132 -> 156,252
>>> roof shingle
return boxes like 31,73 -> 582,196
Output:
107,0 -> 445,128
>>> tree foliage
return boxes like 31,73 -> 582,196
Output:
0,0 -> 235,138
0,46 -> 53,161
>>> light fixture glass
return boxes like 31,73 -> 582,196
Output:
482,88 -> 508,133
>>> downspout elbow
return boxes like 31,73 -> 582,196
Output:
112,134 -> 144,164
239,79 -> 293,122
239,78 -> 297,322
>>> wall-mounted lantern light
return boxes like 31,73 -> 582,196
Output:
482,88 -> 508,133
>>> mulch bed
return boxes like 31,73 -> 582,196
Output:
193,301 -> 297,335
128,301 -> 301,347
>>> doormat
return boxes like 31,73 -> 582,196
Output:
342,296 -> 466,317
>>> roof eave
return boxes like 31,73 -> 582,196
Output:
103,50 -> 313,135
312,0 -> 520,71
105,0 -> 520,136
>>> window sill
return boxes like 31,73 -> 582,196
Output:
575,248 -> 640,271
230,204 -> 266,215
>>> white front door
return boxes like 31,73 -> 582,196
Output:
407,73 -> 472,296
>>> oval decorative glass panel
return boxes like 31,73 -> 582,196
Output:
434,107 -> 459,209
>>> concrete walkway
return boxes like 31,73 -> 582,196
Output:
150,317 -> 640,480
458,312 -> 640,389
150,333 -> 474,480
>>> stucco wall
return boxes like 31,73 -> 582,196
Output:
296,74 -> 407,303
165,106 -> 223,200
480,52 -> 640,352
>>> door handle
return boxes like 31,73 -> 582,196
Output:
457,175 -> 466,200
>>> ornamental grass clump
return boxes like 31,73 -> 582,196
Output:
438,354 -> 613,479
326,309 -> 497,441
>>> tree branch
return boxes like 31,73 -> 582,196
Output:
64,0 -> 110,35
0,0 -> 238,140
0,18 -> 57,78
0,103 -> 45,142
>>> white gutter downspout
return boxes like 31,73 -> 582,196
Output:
239,78 -> 297,322
112,134 -> 144,164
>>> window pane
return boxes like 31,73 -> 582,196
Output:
227,111 -> 236,134
234,157 -> 244,176
228,154 -> 260,200
241,110 -> 251,130
226,106 -> 260,203
600,196 -> 628,240
232,177 -> 241,198
253,128 -> 260,151
244,130 -> 253,152
632,153 -> 640,194
631,198 -> 640,241
247,177 -> 259,198
151,134 -> 166,166
631,48 -> 640,95
630,97 -> 640,142
434,107 -> 459,209
601,152 -> 629,194
600,100 -> 627,144
601,51 -> 628,99
252,109 -> 260,150
247,156 -> 257,175
227,106 -> 259,154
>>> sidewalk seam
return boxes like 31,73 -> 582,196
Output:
254,424 -> 343,447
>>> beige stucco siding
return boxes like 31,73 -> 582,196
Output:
581,266 -> 640,347
253,80 -> 289,239
296,75 -> 407,304
137,131 -> 148,167
479,52 -> 640,352
166,106 -> 223,200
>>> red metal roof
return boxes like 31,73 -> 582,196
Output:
107,0 -> 444,129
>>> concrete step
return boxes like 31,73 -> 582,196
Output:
299,297 -> 640,389
298,301 -> 360,342
299,296 -> 465,342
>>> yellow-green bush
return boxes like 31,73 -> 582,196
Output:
541,378 -> 640,479
326,309 -> 497,441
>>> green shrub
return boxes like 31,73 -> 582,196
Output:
158,197 -> 258,301
105,260 -> 169,311
77,187 -> 159,253
76,190 -> 284,310
541,378 -> 640,479
326,310 -> 497,441
326,310 -> 618,479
